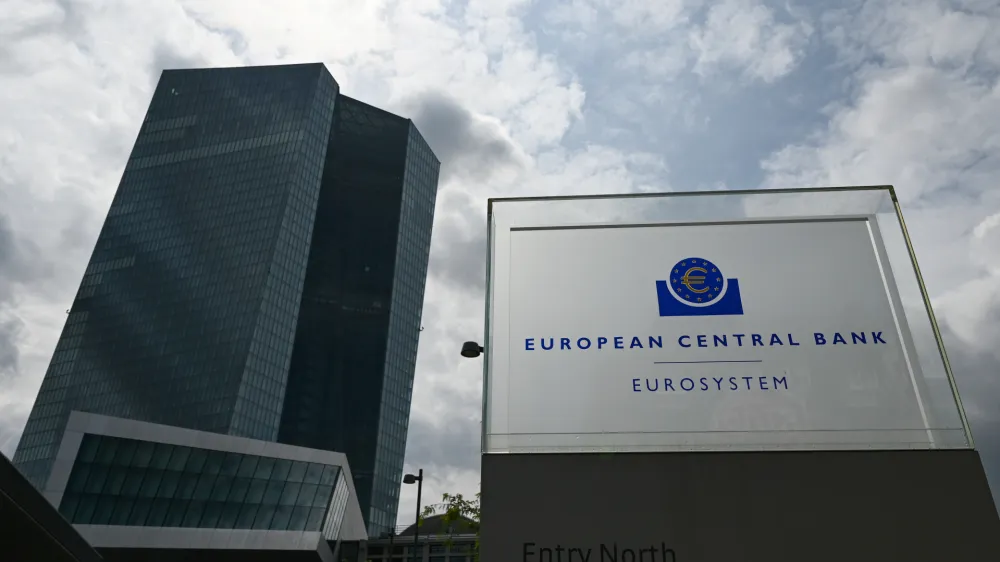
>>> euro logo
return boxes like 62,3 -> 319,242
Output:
655,257 -> 744,317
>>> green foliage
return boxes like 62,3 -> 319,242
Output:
421,491 -> 481,561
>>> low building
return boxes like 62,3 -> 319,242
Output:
41,411 -> 368,561
358,514 -> 478,562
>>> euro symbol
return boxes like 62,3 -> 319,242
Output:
681,267 -> 710,293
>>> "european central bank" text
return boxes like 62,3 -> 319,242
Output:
524,331 -> 888,351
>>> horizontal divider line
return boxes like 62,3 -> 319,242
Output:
653,360 -> 763,364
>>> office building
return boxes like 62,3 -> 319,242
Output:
44,411 -> 366,561
13,62 -> 440,538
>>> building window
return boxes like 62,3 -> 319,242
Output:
58,434 -> 342,534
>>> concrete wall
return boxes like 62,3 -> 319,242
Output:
481,450 -> 1000,562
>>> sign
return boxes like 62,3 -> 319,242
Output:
489,216 -> 933,450
480,192 -> 994,562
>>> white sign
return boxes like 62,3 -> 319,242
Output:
487,217 -> 933,451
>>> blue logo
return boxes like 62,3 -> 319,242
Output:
655,257 -> 744,317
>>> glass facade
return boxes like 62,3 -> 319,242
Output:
14,63 -> 439,539
278,96 -> 440,537
58,433 -> 348,536
13,63 -> 338,490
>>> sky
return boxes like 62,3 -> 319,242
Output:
2,0 -> 1000,525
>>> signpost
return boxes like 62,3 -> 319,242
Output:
478,187 -> 999,561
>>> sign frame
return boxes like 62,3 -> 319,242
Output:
481,186 -> 973,454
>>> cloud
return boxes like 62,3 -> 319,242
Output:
0,210 -> 53,381
403,90 -> 528,183
404,413 -> 480,475
0,315 -> 23,381
689,0 -> 814,82
545,0 -> 812,84
0,213 -> 18,302
426,189 -> 489,295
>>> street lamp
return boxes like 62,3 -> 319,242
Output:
403,469 -> 423,561
461,341 -> 484,358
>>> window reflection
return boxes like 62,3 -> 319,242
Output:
59,434 -> 343,534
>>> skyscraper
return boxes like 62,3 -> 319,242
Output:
277,95 -> 438,536
12,63 -> 439,538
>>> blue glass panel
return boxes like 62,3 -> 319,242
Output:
279,482 -> 301,505
110,498 -> 134,525
132,441 -> 155,469
166,448 -> 190,472
221,453 -> 242,476
102,467 -> 127,495
200,501 -> 224,528
176,474 -> 198,500
271,459 -> 291,481
236,503 -> 258,528
254,457 -> 275,480
193,473 -> 216,500
298,483 -> 318,507
114,439 -> 138,466
319,465 -> 336,486
228,477 -> 250,503
128,498 -> 152,526
67,465 -> 91,493
203,451 -> 225,475
58,492 -> 80,521
78,436 -> 100,462
147,498 -> 170,526
237,455 -> 259,479
95,438 -> 119,465
85,466 -> 109,494
91,496 -> 115,525
288,506 -> 310,531
121,468 -> 145,496
138,469 -> 163,498
246,478 -> 267,504
313,484 -> 333,508
306,506 -> 326,531
184,448 -> 208,473
183,500 -> 206,527
74,494 -> 98,524
148,443 -> 171,470
253,504 -> 275,530
263,479 -> 284,504
163,499 -> 187,526
287,461 -> 307,483
158,471 -> 181,498
304,463 -> 323,484
272,504 -> 293,531
218,503 -> 240,530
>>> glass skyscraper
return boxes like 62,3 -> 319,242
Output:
12,63 -> 439,538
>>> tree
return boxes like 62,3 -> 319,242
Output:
421,491 -> 481,561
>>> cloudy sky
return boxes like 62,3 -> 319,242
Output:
3,0 -> 1000,523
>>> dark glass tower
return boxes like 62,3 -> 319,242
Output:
12,63 -> 439,538
276,96 -> 438,536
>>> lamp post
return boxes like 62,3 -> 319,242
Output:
460,341 -> 484,358
403,469 -> 423,562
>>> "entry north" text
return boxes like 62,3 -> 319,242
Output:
522,542 -> 676,562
